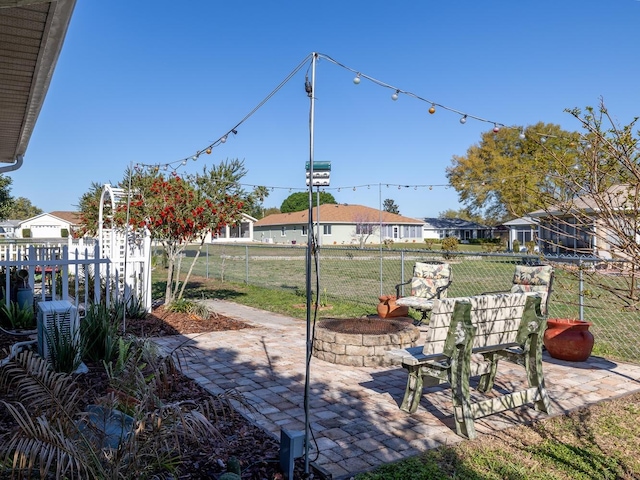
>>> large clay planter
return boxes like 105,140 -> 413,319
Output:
543,318 -> 594,362
377,295 -> 409,319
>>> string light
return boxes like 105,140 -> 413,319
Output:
136,51 -> 594,176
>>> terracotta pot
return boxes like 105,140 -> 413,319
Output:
377,295 -> 409,319
543,318 -> 594,362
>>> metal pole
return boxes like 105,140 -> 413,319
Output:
304,52 -> 317,476
379,183 -> 383,296
316,188 -> 321,246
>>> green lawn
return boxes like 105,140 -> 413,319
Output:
162,243 -> 640,363
151,263 -> 640,480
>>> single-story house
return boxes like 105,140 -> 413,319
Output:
15,211 -> 79,239
501,216 -> 539,252
528,184 -> 634,257
206,213 -> 258,243
0,220 -> 21,238
422,218 -> 492,242
253,204 -> 425,246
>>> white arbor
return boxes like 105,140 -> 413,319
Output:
98,184 -> 152,312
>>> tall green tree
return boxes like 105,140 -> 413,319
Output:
280,191 -> 337,213
383,198 -> 400,214
446,122 -> 581,222
76,181 -> 106,236
0,175 -> 13,221
6,197 -> 42,220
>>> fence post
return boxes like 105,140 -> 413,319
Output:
206,244 -> 209,279
579,258 -> 584,321
399,250 -> 405,297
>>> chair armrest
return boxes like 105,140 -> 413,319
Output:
395,279 -> 412,298
481,289 -> 509,296
435,279 -> 453,298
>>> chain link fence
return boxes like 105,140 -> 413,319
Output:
181,244 -> 639,364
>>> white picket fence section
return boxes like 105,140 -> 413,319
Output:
0,236 -> 151,314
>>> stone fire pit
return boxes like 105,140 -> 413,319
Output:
313,316 -> 420,367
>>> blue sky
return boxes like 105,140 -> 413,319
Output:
10,0 -> 640,220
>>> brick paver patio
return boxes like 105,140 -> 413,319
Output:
153,300 -> 640,479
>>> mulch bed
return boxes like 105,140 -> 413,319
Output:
0,305 -> 309,479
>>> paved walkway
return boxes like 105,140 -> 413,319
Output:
153,300 -> 640,479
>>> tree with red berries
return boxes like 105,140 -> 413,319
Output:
78,159 -> 262,305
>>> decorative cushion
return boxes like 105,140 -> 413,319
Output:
512,265 -> 552,287
410,262 -> 451,299
511,265 -> 553,313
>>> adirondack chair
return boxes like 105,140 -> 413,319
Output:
395,261 -> 453,325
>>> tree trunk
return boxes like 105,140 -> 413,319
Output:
178,239 -> 206,300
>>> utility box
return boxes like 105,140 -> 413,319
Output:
37,300 -> 79,362
279,429 -> 305,479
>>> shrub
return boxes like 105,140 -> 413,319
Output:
513,240 -> 521,253
81,302 -> 121,363
0,300 -> 35,330
441,237 -> 459,259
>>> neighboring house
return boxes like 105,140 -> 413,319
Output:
16,212 -> 78,239
422,218 -> 492,242
205,213 -> 258,243
0,220 -> 21,238
501,216 -> 539,252
528,184 -> 633,257
253,204 -> 424,245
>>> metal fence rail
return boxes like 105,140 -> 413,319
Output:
184,244 -> 640,364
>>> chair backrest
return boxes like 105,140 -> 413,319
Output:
410,262 -> 452,299
422,292 -> 539,356
510,264 -> 553,315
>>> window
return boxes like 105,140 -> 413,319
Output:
280,226 -> 286,236
323,225 -> 332,235
356,224 -> 374,235
302,225 -> 308,235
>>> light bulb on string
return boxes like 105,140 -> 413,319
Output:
460,115 -> 467,124
353,187 -> 356,191
181,159 -> 187,166
519,130 -> 526,140
353,73 -> 361,84
391,90 -> 399,101
493,124 -> 500,133
429,185 -> 433,190
220,136 -> 227,144
428,104 -> 436,114
541,136 -> 547,144
191,156 -> 198,161
206,147 -> 212,154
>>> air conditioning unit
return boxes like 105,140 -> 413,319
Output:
37,300 -> 79,362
